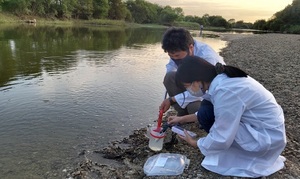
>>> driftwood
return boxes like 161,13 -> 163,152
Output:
24,19 -> 36,23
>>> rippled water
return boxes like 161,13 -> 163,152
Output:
0,25 -> 228,178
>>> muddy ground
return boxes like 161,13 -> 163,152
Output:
66,33 -> 300,179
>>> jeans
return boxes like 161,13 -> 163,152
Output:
197,99 -> 215,133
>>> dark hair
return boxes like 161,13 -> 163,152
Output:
162,27 -> 194,53
176,56 -> 248,84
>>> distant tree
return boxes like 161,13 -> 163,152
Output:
228,19 -> 235,24
202,14 -> 210,26
124,8 -> 133,22
126,0 -> 147,23
27,0 -> 45,16
108,0 -> 127,20
72,0 -> 93,19
234,20 -> 250,29
159,5 -> 178,25
1,0 -> 30,15
174,7 -> 184,21
184,15 -> 194,22
253,19 -> 268,30
143,1 -> 161,23
56,0 -> 77,19
126,0 -> 161,23
267,19 -> 285,31
194,16 -> 204,25
93,0 -> 109,19
227,18 -> 235,28
208,15 -> 228,28
269,0 -> 300,32
184,15 -> 204,25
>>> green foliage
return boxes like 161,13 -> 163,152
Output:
253,19 -> 267,30
172,21 -> 200,30
73,0 -> 94,19
234,20 -> 253,29
252,0 -> 300,33
108,0 -> 127,20
184,15 -> 205,26
1,0 -> 30,15
126,0 -> 150,24
1,0 -> 300,34
0,12 -> 19,23
0,0 -> 233,29
286,25 -> 300,34
93,0 -> 109,19
159,5 -> 179,25
208,15 -> 228,28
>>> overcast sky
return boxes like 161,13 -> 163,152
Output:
147,0 -> 293,23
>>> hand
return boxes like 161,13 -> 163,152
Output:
167,116 -> 182,125
178,130 -> 198,148
159,98 -> 170,112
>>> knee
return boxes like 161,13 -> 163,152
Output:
197,101 -> 215,132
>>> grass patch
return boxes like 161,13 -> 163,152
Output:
172,21 -> 200,30
0,12 -> 19,23
286,25 -> 300,34
75,19 -> 127,27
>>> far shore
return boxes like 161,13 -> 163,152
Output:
0,12 -> 264,32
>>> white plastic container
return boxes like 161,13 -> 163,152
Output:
171,126 -> 197,137
143,153 -> 190,176
148,126 -> 165,151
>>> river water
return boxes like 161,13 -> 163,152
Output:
0,25 -> 229,178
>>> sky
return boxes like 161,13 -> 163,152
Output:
147,0 -> 294,23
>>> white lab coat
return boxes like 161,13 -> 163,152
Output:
197,74 -> 287,177
166,40 -> 225,108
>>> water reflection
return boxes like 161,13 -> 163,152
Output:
0,25 -> 165,88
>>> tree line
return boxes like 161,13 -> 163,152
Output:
0,0 -> 299,33
253,0 -> 300,33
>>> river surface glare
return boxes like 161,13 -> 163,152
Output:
0,25 -> 232,178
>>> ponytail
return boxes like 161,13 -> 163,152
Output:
176,57 -> 248,86
215,62 -> 248,78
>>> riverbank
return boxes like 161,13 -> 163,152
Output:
0,12 -> 168,29
66,33 -> 300,178
0,12 -> 243,31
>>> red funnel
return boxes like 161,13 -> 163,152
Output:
154,109 -> 164,132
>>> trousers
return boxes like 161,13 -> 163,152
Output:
197,99 -> 215,133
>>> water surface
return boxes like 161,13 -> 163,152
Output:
0,25 -> 228,178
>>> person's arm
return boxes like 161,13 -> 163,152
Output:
159,96 -> 176,112
167,114 -> 197,125
178,130 -> 198,148
198,90 -> 244,155
174,91 -> 202,108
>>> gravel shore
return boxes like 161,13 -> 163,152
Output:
67,33 -> 300,179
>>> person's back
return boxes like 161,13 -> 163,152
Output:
201,73 -> 286,177
174,56 -> 287,178
193,40 -> 224,66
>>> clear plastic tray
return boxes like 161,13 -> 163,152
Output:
143,153 -> 190,176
